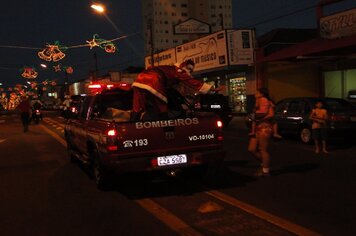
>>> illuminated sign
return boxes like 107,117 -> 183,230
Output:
320,8 -> 356,39
176,31 -> 228,71
174,18 -> 211,34
144,48 -> 176,68
227,30 -> 255,65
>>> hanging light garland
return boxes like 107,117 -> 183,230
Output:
1,33 -> 137,82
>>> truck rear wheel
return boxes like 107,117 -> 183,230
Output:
91,150 -> 111,191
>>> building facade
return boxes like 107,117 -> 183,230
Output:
142,0 -> 233,56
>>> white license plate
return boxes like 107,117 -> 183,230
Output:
351,116 -> 356,122
157,154 -> 187,166
210,104 -> 221,109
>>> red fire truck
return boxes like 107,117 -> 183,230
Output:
65,82 -> 225,190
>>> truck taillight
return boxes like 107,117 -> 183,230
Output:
106,128 -> 118,151
217,120 -> 223,128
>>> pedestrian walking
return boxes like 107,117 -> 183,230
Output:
248,88 -> 274,176
310,100 -> 328,154
17,95 -> 31,132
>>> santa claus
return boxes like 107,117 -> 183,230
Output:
131,59 -> 215,121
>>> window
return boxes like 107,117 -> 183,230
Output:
181,12 -> 188,17
181,4 -> 187,8
288,101 -> 303,114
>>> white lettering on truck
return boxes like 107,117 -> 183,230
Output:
136,118 -> 199,129
188,134 -> 215,141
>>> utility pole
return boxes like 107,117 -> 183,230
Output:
64,70 -> 69,95
93,52 -> 98,81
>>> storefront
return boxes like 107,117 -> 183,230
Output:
324,69 -> 356,99
228,75 -> 247,113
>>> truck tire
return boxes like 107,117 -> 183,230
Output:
91,150 -> 111,191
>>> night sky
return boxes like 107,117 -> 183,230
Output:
0,0 -> 354,88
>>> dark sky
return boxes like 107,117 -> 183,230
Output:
0,0 -> 355,88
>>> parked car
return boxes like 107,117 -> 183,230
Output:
347,90 -> 356,107
274,97 -> 356,143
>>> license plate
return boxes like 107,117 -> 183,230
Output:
351,116 -> 356,122
157,154 -> 187,166
210,104 -> 221,109
36,112 -> 40,115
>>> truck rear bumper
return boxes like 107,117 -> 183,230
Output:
102,149 -> 225,174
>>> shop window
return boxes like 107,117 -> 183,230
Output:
229,77 -> 247,112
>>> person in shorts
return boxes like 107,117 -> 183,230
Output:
310,100 -> 328,154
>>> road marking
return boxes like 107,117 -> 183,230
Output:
41,123 -> 201,236
40,124 -> 67,147
136,199 -> 202,236
205,190 -> 322,236
41,117 -> 321,236
0,139 -> 6,143
0,119 -> 5,123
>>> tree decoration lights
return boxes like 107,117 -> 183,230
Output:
38,41 -> 67,62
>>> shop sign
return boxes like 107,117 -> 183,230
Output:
144,48 -> 176,68
320,8 -> 356,39
174,18 -> 211,34
176,31 -> 228,72
227,30 -> 255,65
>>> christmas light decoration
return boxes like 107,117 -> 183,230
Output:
65,66 -> 74,74
21,67 -> 38,79
104,43 -> 116,53
38,41 -> 67,62
53,64 -> 62,72
86,34 -> 116,53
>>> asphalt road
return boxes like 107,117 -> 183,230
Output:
0,112 -> 355,236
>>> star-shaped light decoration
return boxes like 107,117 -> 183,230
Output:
86,36 -> 100,49
53,64 -> 62,72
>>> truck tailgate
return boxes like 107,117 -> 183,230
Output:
114,115 -> 223,156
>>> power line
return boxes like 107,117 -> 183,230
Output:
248,4 -> 317,27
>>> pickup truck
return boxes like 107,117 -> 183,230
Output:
65,83 -> 225,190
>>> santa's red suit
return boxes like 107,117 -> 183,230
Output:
132,65 -> 212,114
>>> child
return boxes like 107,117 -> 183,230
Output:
310,100 -> 328,154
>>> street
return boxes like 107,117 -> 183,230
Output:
0,111 -> 355,236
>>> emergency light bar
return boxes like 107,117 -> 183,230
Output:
88,84 -> 102,89
88,83 -> 131,91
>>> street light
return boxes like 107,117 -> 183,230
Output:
90,3 -> 120,34
91,4 -> 105,13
